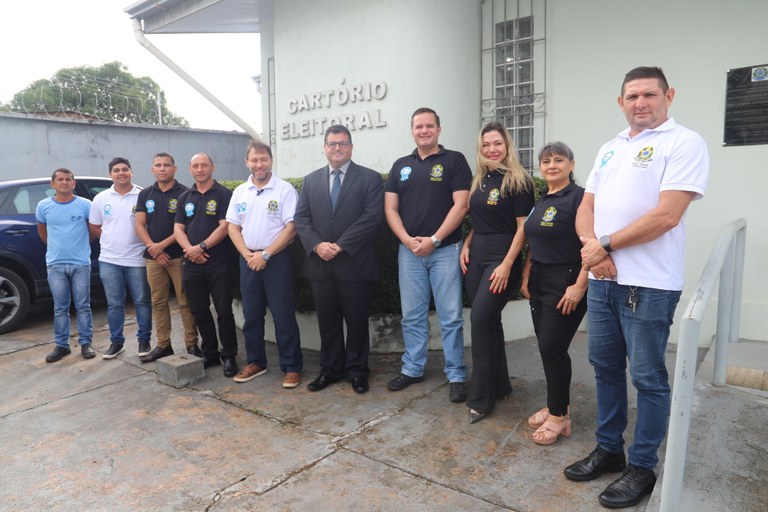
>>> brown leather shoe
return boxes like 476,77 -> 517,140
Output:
283,372 -> 301,388
233,363 -> 267,383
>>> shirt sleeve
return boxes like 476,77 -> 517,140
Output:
385,161 -> 401,193
135,189 -> 148,213
282,183 -> 299,223
225,186 -> 241,225
659,133 -> 709,201
35,200 -> 47,224
88,194 -> 103,225
451,153 -> 472,191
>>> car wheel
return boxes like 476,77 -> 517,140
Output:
0,268 -> 30,334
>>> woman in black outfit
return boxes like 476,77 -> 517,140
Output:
521,141 -> 588,445
461,122 -> 535,424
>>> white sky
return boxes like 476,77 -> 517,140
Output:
0,0 -> 262,133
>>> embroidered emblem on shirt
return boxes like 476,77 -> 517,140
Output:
131,205 -> 137,214
486,188 -> 500,205
146,199 -> 155,214
635,146 -> 654,163
400,166 -> 412,181
540,206 -> 557,227
168,199 -> 178,213
206,200 -> 217,215
184,202 -> 195,217
430,165 -> 444,181
267,200 -> 279,213
236,202 -> 247,215
103,204 -> 112,216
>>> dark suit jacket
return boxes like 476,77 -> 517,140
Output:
295,161 -> 384,282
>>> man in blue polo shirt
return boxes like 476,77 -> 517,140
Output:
36,168 -> 95,362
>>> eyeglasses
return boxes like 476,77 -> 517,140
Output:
325,141 -> 351,149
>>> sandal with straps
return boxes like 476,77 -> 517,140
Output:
527,407 -> 550,429
532,417 -> 572,445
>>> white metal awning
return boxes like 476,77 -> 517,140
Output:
124,0 -> 264,34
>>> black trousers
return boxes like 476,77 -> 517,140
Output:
465,233 -> 518,414
182,262 -> 238,359
528,262 -> 587,417
310,276 -> 372,379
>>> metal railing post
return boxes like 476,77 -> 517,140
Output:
713,242 -> 735,387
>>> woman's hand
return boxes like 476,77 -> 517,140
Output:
460,244 -> 470,274
520,275 -> 530,300
557,283 -> 587,315
488,259 -> 512,295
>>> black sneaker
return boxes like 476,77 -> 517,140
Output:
81,344 -> 96,359
140,345 -> 174,363
138,341 -> 152,356
449,381 -> 468,403
387,373 -> 424,391
46,345 -> 71,363
102,343 -> 125,359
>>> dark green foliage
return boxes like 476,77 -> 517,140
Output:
8,61 -> 188,126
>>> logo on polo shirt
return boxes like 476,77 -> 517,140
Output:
267,200 -> 279,214
206,200 -> 218,215
103,204 -> 112,216
400,166 -> 412,181
146,199 -> 155,214
236,202 -> 247,215
430,165 -> 444,181
540,206 -> 557,227
600,151 -> 615,169
168,199 -> 178,213
632,146 -> 654,169
184,202 -> 195,217
70,215 -> 83,222
131,205 -> 137,214
486,188 -> 500,206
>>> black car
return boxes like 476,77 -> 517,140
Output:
0,176 -> 113,334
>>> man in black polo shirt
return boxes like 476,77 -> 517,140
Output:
384,107 -> 472,402
174,153 -> 239,377
135,152 -> 200,363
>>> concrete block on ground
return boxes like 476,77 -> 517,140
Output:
156,354 -> 205,388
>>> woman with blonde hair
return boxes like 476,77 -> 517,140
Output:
461,121 -> 535,423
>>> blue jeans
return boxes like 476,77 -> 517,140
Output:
398,242 -> 466,382
240,252 -> 302,372
587,279 -> 681,469
99,261 -> 151,346
47,264 -> 93,348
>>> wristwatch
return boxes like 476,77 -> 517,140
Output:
430,235 -> 442,248
261,250 -> 271,262
199,241 -> 207,250
599,235 -> 613,254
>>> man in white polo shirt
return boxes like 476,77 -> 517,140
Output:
89,157 -> 152,359
226,141 -> 303,389
566,67 -> 709,509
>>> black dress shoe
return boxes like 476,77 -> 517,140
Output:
81,344 -> 96,359
564,445 -> 626,482
186,345 -> 203,358
140,345 -> 174,363
350,376 -> 369,394
222,357 -> 239,378
468,409 -> 486,424
307,374 -> 338,392
598,464 -> 657,508
203,354 -> 221,369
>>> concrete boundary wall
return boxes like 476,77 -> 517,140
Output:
0,113 -> 253,187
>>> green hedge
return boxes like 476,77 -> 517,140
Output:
220,174 -> 546,314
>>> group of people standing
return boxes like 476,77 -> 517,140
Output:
37,66 -> 708,509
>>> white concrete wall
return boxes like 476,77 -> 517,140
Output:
272,0 -> 482,177
541,0 -> 768,343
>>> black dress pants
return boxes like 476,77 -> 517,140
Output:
528,262 -> 587,417
182,262 -> 237,359
465,233 -> 518,414
311,276 -> 372,380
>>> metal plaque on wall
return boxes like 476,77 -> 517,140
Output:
724,64 -> 768,146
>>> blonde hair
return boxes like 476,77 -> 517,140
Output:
469,122 -> 532,201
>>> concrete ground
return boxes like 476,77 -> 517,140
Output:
1,300 -> 766,512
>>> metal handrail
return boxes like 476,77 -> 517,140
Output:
659,218 -> 747,511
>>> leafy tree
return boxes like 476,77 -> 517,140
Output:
8,61 -> 188,126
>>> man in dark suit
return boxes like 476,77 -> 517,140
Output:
295,124 -> 384,394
